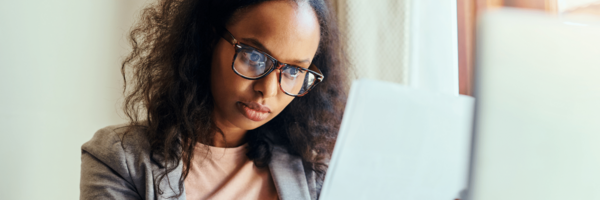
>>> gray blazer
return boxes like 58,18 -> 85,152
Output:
80,124 -> 322,200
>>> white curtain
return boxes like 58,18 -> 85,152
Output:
334,0 -> 459,95
335,0 -> 411,84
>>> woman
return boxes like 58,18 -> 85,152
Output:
80,0 -> 348,199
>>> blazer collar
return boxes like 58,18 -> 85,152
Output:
269,146 -> 312,200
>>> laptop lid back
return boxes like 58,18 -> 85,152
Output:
470,9 -> 600,200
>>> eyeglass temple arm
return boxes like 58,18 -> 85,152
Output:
309,64 -> 324,82
219,27 -> 238,46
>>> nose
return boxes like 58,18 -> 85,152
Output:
253,69 -> 279,99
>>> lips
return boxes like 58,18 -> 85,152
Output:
236,102 -> 271,121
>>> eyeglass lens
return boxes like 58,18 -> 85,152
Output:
234,44 -> 317,96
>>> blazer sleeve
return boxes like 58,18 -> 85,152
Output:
80,126 -> 142,200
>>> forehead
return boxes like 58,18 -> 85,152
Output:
226,1 -> 321,66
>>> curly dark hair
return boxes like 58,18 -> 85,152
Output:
121,0 -> 349,198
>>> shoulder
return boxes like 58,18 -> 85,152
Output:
80,123 -> 158,199
81,123 -> 157,181
81,123 -> 151,166
83,123 -> 151,148
81,123 -> 185,200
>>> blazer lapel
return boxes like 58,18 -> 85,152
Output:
269,146 -> 312,200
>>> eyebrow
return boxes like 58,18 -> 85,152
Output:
240,37 -> 312,67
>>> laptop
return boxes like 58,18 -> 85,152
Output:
319,79 -> 474,200
468,9 -> 600,200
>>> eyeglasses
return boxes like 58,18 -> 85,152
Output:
220,28 -> 324,97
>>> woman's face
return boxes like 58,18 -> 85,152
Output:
210,1 -> 321,133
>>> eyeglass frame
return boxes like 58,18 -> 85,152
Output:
219,28 -> 324,97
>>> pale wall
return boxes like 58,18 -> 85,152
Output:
0,0 -> 148,199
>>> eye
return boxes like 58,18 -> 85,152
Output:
240,50 -> 266,66
250,52 -> 261,62
288,67 -> 299,75
283,66 -> 305,79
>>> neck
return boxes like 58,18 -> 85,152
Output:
210,109 -> 248,147
212,126 -> 247,148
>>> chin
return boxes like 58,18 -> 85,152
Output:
230,115 -> 271,131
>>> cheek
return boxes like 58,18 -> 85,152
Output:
271,94 -> 295,115
211,42 -> 242,103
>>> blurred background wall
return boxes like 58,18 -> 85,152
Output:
0,0 -> 148,199
456,0 -> 600,96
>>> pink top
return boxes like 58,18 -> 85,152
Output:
184,143 -> 279,200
